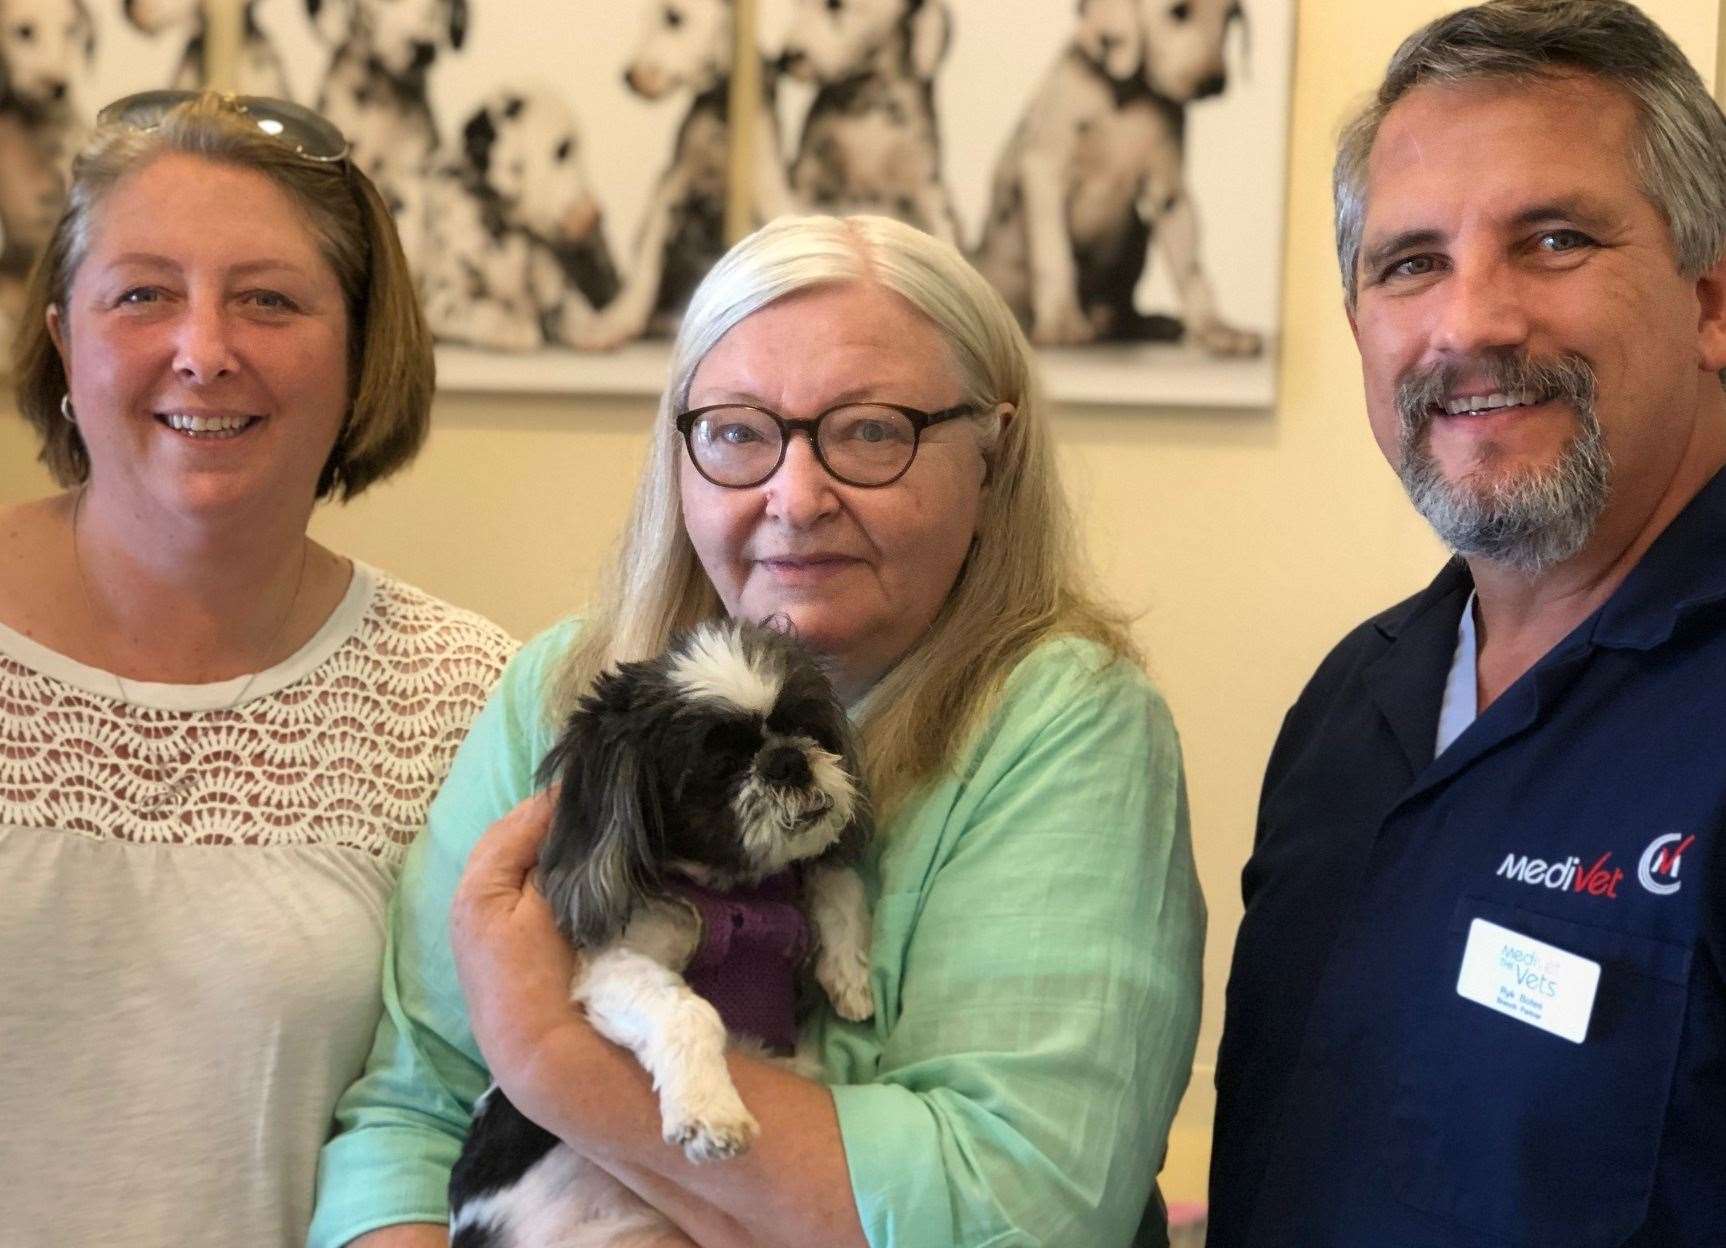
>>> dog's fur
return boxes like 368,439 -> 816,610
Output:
573,0 -> 790,350
779,0 -> 959,245
972,0 -> 1261,354
121,0 -> 290,97
306,0 -> 466,265
448,621 -> 874,1248
420,89 -> 622,351
0,0 -> 90,324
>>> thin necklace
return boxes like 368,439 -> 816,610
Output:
69,486 -> 310,713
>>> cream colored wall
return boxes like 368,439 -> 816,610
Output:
1,0 -> 1720,1208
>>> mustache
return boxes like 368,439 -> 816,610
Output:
1394,352 -> 1598,440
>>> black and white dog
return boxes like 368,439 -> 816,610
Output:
573,0 -> 790,350
121,0 -> 291,97
421,89 -> 621,352
972,0 -> 1262,355
778,0 -> 960,246
0,0 -> 91,325
449,621 -> 874,1247
307,0 -> 467,265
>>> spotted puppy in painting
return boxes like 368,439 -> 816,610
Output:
448,620 -> 873,1248
973,0 -> 1262,354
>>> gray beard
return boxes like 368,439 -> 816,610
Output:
1394,355 -> 1610,576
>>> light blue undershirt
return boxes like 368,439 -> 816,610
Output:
1436,591 -> 1480,757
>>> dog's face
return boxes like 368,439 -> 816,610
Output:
1075,0 -> 1140,82
353,0 -> 464,78
624,0 -> 732,100
779,0 -> 948,85
538,622 -> 869,947
120,0 -> 200,35
1138,0 -> 1237,101
463,90 -> 603,243
0,0 -> 92,107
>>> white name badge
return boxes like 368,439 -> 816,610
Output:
1456,917 -> 1600,1044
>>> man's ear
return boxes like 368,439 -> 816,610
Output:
1345,299 -> 1361,349
1695,255 -> 1726,375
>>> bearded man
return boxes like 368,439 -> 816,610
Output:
1209,3 -> 1726,1245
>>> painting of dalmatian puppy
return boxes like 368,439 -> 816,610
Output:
1131,0 -> 1260,355
778,0 -> 959,245
120,0 -> 203,87
0,0 -> 92,325
420,88 -> 621,352
972,0 -> 1259,355
574,0 -> 788,350
306,0 -> 466,265
121,0 -> 290,97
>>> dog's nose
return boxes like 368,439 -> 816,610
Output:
45,80 -> 68,103
410,40 -> 437,70
759,746 -> 812,790
1194,72 -> 1227,99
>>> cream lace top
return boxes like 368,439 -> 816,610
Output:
0,564 -> 518,1247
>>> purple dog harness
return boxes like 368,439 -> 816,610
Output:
668,872 -> 811,1055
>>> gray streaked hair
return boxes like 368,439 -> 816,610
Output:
1333,0 -> 1726,309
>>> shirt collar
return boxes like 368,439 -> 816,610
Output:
1589,464 -> 1726,650
1374,465 -> 1726,653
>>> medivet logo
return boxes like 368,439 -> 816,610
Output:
1496,850 -> 1623,898
1637,833 -> 1696,897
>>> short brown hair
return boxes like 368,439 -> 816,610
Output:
11,92 -> 433,500
1334,0 -> 1726,310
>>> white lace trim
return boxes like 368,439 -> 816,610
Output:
0,565 -> 518,858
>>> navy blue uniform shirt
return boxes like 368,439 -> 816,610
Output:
1209,469 -> 1726,1248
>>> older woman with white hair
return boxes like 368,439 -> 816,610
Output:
313,214 -> 1204,1248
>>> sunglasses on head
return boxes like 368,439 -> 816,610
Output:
96,90 -> 351,166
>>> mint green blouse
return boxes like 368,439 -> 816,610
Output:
310,623 -> 1204,1248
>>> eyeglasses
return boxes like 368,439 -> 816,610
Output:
96,90 -> 351,165
676,401 -> 977,489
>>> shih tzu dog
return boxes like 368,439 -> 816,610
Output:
449,620 -> 874,1248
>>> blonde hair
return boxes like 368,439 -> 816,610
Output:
555,214 -> 1139,816
11,91 -> 432,500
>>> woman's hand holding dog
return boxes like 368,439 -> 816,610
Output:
450,792 -> 585,1101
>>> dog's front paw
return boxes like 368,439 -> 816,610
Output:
662,1082 -> 760,1163
571,309 -> 643,351
818,947 -> 874,1022
1031,299 -> 1097,347
1192,318 -> 1264,358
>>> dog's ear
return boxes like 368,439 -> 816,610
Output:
73,0 -> 96,63
906,0 -> 951,80
305,0 -> 352,45
448,0 -> 469,50
534,676 -> 663,948
1229,1 -> 1252,75
462,104 -> 498,176
829,729 -> 874,868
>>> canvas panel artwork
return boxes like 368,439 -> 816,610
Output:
249,0 -> 736,392
2,0 -> 1293,405
0,0 -> 200,350
257,0 -> 1290,402
760,0 -> 1293,405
